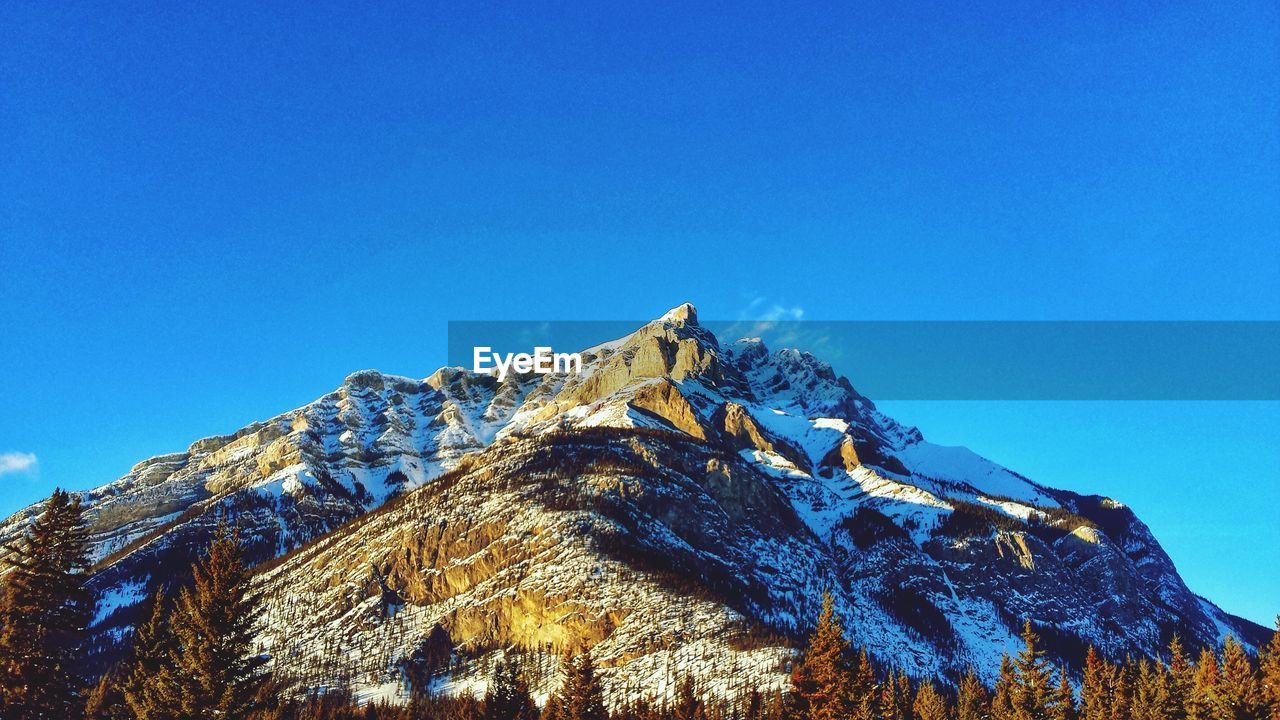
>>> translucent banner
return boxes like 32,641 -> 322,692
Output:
447,320 -> 1280,400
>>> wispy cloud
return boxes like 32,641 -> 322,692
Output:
717,296 -> 820,351
740,295 -> 805,322
0,452 -> 38,477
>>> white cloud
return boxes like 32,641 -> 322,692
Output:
740,295 -> 805,322
718,297 -> 813,350
0,452 -> 38,477
760,304 -> 804,321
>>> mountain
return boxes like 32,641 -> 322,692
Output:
0,303 -> 1267,705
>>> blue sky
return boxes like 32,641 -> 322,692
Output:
1,1 -> 1278,623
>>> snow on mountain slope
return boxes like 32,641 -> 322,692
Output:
890,441 -> 1059,507
0,303 -> 1267,700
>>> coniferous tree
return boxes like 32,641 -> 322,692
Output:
1186,648 -> 1219,720
1130,659 -> 1171,720
673,676 -> 705,720
1166,636 -> 1191,720
956,667 -> 991,720
84,665 -> 128,720
0,488 -> 94,720
883,671 -> 907,720
761,690 -> 788,720
1013,621 -> 1052,720
485,657 -> 538,720
542,689 -> 564,720
790,593 -> 852,720
162,523 -> 269,720
898,669 -> 917,720
914,681 -> 949,720
992,655 -> 1018,720
119,589 -> 182,720
742,689 -> 763,720
1107,660 -> 1132,720
1216,636 -> 1262,720
558,652 -> 606,720
851,649 -> 879,720
1261,619 -> 1280,720
1129,661 -> 1152,720
1081,648 -> 1110,720
1050,667 -> 1076,720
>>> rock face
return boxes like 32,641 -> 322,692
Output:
256,431 -> 805,704
0,303 -> 1267,703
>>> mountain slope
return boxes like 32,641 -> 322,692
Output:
0,303 -> 1266,701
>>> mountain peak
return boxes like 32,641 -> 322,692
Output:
657,302 -> 698,326
2,301 -> 1268,707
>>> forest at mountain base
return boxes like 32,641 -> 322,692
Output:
2,490 -> 1278,720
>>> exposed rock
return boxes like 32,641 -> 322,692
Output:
718,402 -> 777,454
818,435 -> 862,474
629,380 -> 707,439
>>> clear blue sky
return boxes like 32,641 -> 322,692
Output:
1,1 -> 1277,623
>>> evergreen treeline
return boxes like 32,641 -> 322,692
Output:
2,490 -> 1280,720
781,594 -> 1280,720
0,489 -> 93,719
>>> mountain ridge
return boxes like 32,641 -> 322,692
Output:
0,303 -> 1266,703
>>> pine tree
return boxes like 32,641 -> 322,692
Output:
119,588 -> 182,720
956,667 -> 991,720
1050,667 -> 1076,720
164,523 -> 269,720
790,593 -> 853,720
851,650 -> 879,720
1166,636 -> 1191,720
1186,647 -> 1219,720
560,652 -> 606,720
762,691 -> 788,720
673,675 -> 705,720
898,669 -> 917,720
883,671 -> 907,720
543,688 -> 564,720
84,665 -> 128,720
1129,660 -> 1152,720
993,655 -> 1018,720
1107,660 -> 1131,720
0,488 -> 94,720
1080,648 -> 1110,720
914,681 -> 950,720
1216,636 -> 1262,720
1013,622 -> 1052,720
1261,619 -> 1280,720
1130,659 -> 1171,720
485,657 -> 538,720
743,689 -> 763,720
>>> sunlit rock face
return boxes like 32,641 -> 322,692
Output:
0,303 -> 1266,703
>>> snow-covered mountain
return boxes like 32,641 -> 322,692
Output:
0,303 -> 1266,704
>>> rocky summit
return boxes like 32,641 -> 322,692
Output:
0,303 -> 1266,705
